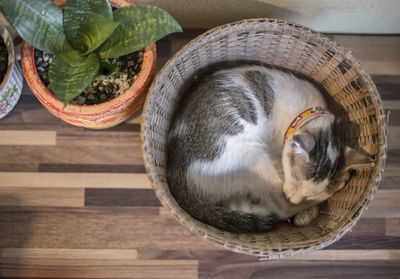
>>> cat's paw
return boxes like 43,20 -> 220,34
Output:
294,205 -> 319,227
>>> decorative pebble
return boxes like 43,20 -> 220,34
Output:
75,96 -> 86,105
34,49 -> 144,105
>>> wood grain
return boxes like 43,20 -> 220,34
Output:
85,189 -> 161,206
0,259 -> 198,279
0,187 -> 84,207
56,131 -> 141,147
0,131 -> 56,146
0,173 -> 151,189
0,206 -> 216,250
199,260 -> 400,279
386,218 -> 400,237
38,163 -> 146,173
364,189 -> 400,218
333,35 -> 400,75
0,146 -> 144,165
0,248 -> 138,260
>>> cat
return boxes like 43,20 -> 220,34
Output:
167,65 -> 374,233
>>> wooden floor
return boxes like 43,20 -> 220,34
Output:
0,31 -> 399,278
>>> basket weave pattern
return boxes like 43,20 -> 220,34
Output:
142,19 -> 387,258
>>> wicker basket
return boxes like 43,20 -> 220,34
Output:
142,19 -> 387,258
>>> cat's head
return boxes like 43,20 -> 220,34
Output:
281,130 -> 374,205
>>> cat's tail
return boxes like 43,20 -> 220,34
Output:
199,203 -> 279,233
168,172 -> 278,233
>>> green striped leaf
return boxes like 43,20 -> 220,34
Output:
49,50 -> 100,104
63,0 -> 119,54
94,60 -> 118,80
0,0 -> 70,54
97,5 -> 182,59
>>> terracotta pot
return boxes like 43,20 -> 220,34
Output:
21,0 -> 156,129
0,21 -> 23,119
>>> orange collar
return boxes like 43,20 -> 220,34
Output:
283,107 -> 333,144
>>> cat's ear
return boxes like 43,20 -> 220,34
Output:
292,134 -> 315,154
288,134 -> 315,180
343,146 -> 375,171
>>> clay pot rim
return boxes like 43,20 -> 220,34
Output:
20,0 -> 156,116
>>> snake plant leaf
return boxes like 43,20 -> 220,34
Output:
97,5 -> 182,59
63,0 -> 120,55
94,60 -> 118,80
49,50 -> 100,104
0,0 -> 71,54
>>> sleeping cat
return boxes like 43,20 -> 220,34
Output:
167,65 -> 373,233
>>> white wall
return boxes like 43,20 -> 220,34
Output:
134,0 -> 400,33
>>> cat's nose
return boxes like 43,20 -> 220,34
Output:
289,196 -> 303,205
284,192 -> 291,202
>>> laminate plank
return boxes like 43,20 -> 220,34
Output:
386,110 -> 400,127
387,127 -> 400,150
0,131 -> 56,145
386,149 -> 400,168
85,189 -> 161,206
16,94 -> 38,104
360,61 -> 400,75
381,168 -> 400,177
171,38 -> 191,55
38,163 -> 146,173
0,172 -> 151,189
56,131 -> 141,147
327,235 -> 400,250
380,176 -> 399,190
386,218 -> 400,237
99,123 -> 140,132
365,189 -> 400,218
288,250 -> 400,260
0,259 -> 198,279
333,35 -> 400,75
0,187 -> 84,207
2,103 -> 64,125
371,75 -> 400,100
125,110 -> 143,125
0,146 -> 144,165
169,29 -> 206,39
0,163 -> 38,172
0,206 -> 217,250
155,56 -> 171,73
345,218 -> 385,236
384,100 -> 400,110
0,248 -> 137,260
199,260 -> 400,279
0,122 -> 86,132
371,75 -> 400,85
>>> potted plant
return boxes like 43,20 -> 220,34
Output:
0,0 -> 181,128
0,21 -> 23,119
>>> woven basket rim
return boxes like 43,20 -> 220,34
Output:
141,18 -> 388,258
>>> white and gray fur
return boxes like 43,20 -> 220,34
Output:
167,65 -> 373,233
